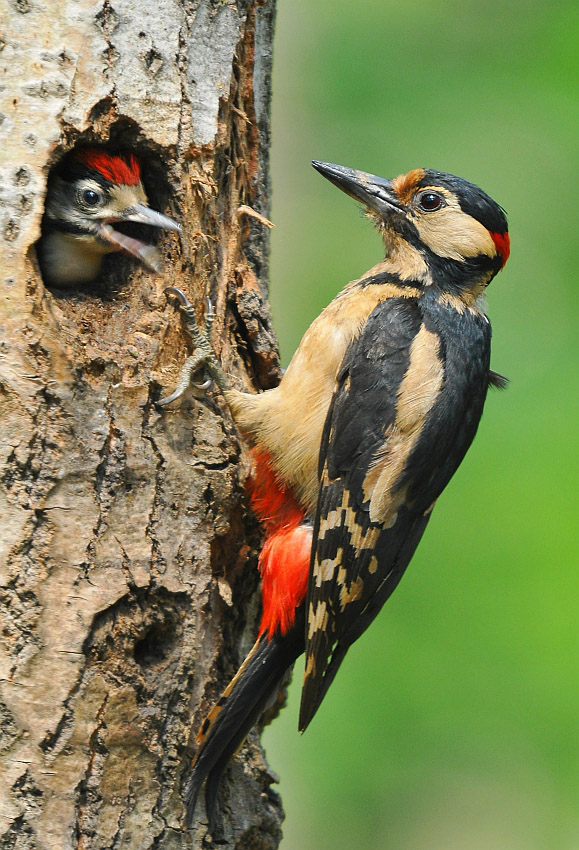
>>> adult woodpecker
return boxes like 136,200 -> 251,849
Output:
37,148 -> 180,287
160,162 -> 510,829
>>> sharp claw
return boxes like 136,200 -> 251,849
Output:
165,289 -> 213,325
204,297 -> 215,333
157,370 -> 212,407
165,286 -> 191,307
159,288 -> 231,408
157,387 -> 185,407
191,375 -> 213,392
157,355 -> 210,407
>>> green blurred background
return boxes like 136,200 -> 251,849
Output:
262,1 -> 578,848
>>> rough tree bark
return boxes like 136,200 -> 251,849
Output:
0,1 -> 283,847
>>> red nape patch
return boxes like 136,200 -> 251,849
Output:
74,148 -> 142,186
258,525 -> 312,639
489,230 -> 510,268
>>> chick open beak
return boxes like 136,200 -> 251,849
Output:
98,204 -> 181,273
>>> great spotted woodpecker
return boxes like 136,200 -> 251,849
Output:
37,148 -> 180,287
160,162 -> 510,829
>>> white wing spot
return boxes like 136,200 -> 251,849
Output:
308,601 -> 329,639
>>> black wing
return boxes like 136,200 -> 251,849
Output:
299,295 -> 491,730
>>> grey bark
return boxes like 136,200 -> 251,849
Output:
0,1 -> 282,848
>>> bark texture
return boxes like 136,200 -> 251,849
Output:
0,1 -> 282,847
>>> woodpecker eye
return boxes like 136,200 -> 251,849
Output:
416,191 -> 444,212
81,188 -> 102,206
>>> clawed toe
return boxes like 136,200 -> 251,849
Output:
157,288 -> 230,407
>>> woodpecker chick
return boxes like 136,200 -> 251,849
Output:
38,148 -> 181,287
166,162 -> 510,830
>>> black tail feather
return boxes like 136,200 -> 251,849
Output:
489,369 -> 509,389
185,607 -> 305,830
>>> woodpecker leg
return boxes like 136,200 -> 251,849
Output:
158,287 -> 231,406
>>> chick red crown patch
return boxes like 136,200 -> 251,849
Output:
73,148 -> 142,187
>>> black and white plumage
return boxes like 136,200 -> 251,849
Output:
162,161 -> 510,828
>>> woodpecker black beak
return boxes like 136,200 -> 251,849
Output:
312,161 -> 403,217
98,205 -> 181,273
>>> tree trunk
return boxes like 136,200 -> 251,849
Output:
0,1 -> 282,847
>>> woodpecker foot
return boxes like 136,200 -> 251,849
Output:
158,287 -> 231,406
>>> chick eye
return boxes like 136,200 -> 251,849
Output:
81,188 -> 102,206
417,191 -> 444,212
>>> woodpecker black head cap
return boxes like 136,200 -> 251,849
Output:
312,161 -> 510,275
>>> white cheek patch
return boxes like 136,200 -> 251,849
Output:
414,206 -> 497,262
